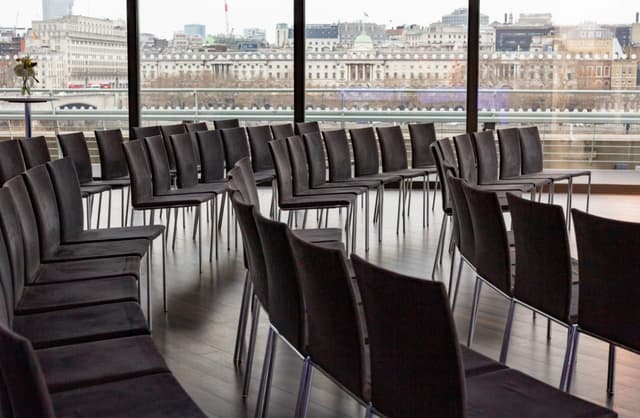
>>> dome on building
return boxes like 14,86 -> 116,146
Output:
352,32 -> 374,51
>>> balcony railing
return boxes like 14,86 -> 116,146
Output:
0,87 -> 639,169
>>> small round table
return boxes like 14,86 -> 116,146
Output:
0,97 -> 56,138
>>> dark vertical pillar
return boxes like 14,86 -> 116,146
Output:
293,0 -> 305,122
466,0 -> 480,133
127,0 -> 141,138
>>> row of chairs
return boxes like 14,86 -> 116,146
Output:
441,154 -> 638,398
227,157 -> 616,418
0,158 -> 205,416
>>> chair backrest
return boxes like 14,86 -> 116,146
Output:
286,135 -> 311,194
4,176 -> 41,285
94,129 -> 129,180
352,255 -> 466,418
438,137 -> 457,168
462,183 -> 512,296
0,187 -> 25,311
185,122 -> 208,133
295,121 -> 320,136
19,136 -> 51,169
408,122 -> 436,168
496,128 -> 522,179
131,125 -> 161,140
0,235 -> 13,326
508,194 -> 572,322
220,127 -> 250,171
471,130 -> 500,184
303,131 -> 328,188
213,118 -> 240,130
0,324 -> 56,418
289,232 -> 368,401
350,127 -> 380,176
23,166 -> 62,260
235,158 -> 261,209
268,139 -> 294,201
246,125 -> 274,172
376,125 -> 409,172
0,140 -> 26,186
57,132 -> 93,184
229,194 -> 269,310
196,130 -> 226,183
270,123 -> 295,140
518,126 -> 544,174
253,211 -> 304,351
144,135 -> 173,194
123,140 -> 154,205
160,125 -> 187,163
446,173 -> 475,265
170,133 -> 199,188
453,133 -> 478,185
431,143 -> 452,214
323,129 -> 352,182
572,209 -> 640,352
46,158 -> 85,242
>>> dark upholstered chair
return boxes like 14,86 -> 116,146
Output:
185,122 -> 208,133
350,127 -> 408,235
19,136 -> 50,168
171,133 -> 225,260
289,231 -> 369,418
94,129 -> 131,226
246,125 -> 275,173
323,129 -> 399,242
270,123 -> 295,140
213,118 -> 240,130
430,141 -> 455,279
376,125 -> 436,228
295,121 -> 320,136
568,209 -> 640,395
123,139 -> 212,280
131,125 -> 161,140
196,130 -> 226,183
518,126 -> 592,226
221,127 -> 274,183
409,122 -> 439,210
159,124 -> 187,171
269,139 -> 357,253
502,193 -> 578,390
287,135 -> 368,250
0,324 -> 56,417
462,181 -> 514,347
0,140 -> 26,185
351,255 -> 617,418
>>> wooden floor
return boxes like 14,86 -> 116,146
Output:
110,187 -> 640,418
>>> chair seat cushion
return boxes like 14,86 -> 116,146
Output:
280,194 -> 356,209
522,171 -> 573,181
51,373 -> 206,418
65,225 -> 165,244
80,185 -> 110,195
47,239 -> 150,261
354,174 -> 402,185
466,369 -> 617,418
37,336 -> 168,393
254,169 -> 276,184
16,277 -> 138,314
179,183 -> 226,195
36,256 -> 141,283
13,302 -> 149,349
135,193 -> 212,209
84,179 -> 129,188
497,177 -> 551,187
461,347 -> 507,377
386,168 -> 431,179
293,228 -> 342,243
323,179 -> 381,189
297,187 -> 365,197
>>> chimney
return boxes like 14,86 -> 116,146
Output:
636,12 -> 639,23
504,13 -> 508,24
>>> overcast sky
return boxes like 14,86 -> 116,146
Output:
3,0 -> 638,42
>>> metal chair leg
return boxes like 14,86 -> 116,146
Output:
107,189 -> 112,228
560,324 -> 577,391
607,345 -> 616,395
396,181 -> 402,235
96,192 -> 103,228
467,278 -> 482,347
172,207 -> 178,250
565,329 -> 580,392
451,258 -> 464,311
162,232 -> 167,312
365,190 -> 369,252
242,296 -> 260,398
499,300 -> 516,363
431,215 -> 447,280
197,205 -> 202,275
233,273 -> 252,365
146,251 -> 152,331
294,357 -> 313,418
255,326 -> 277,418
378,185 -> 385,242
586,173 -> 592,213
